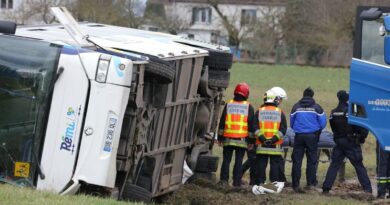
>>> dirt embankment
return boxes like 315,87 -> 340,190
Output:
161,177 -> 390,205
162,178 -> 280,205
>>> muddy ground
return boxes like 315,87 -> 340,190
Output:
160,177 -> 390,205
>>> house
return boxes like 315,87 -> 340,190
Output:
0,0 -> 74,25
146,0 -> 287,47
0,0 -> 17,20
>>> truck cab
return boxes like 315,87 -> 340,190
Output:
350,6 -> 390,150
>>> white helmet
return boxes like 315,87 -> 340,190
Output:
264,89 -> 278,104
270,87 -> 287,100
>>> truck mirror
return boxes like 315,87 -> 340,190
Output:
384,16 -> 390,32
385,36 -> 390,64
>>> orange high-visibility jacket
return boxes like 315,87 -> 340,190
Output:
223,100 -> 249,138
256,105 -> 283,145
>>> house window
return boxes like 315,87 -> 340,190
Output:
241,9 -> 257,25
1,0 -> 13,9
192,7 -> 212,24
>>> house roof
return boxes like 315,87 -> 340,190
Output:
148,0 -> 287,6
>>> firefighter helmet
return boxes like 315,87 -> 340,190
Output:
234,82 -> 250,98
264,89 -> 279,104
270,87 -> 287,100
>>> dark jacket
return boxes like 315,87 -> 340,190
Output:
290,96 -> 327,134
218,95 -> 256,142
329,102 -> 368,143
254,103 -> 287,136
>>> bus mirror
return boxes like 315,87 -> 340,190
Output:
360,8 -> 382,21
384,16 -> 390,32
385,36 -> 390,65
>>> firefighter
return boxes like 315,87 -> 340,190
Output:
269,87 -> 289,184
253,88 -> 287,185
242,87 -> 288,185
218,82 -> 256,187
322,90 -> 372,194
290,87 -> 327,193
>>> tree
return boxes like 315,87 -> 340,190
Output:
207,0 -> 253,50
4,0 -> 74,24
282,0 -> 390,66
143,1 -> 189,34
75,0 -> 144,28
243,5 -> 285,62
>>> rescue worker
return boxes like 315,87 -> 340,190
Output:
269,87 -> 289,184
376,140 -> 390,198
242,87 -> 288,185
290,87 -> 327,193
322,90 -> 372,194
218,82 -> 256,187
254,88 -> 287,185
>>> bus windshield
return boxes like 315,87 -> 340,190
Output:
0,35 -> 61,186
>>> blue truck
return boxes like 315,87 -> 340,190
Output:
350,6 -> 390,150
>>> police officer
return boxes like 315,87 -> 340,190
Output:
290,87 -> 327,193
254,88 -> 287,185
322,90 -> 372,194
218,82 -> 256,187
376,140 -> 390,198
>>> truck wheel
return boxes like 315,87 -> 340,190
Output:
121,183 -> 152,203
145,57 -> 175,83
195,154 -> 219,173
208,70 -> 230,89
204,50 -> 233,71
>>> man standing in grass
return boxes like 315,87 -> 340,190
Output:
290,87 -> 327,193
218,82 -> 256,187
254,88 -> 287,185
322,90 -> 372,195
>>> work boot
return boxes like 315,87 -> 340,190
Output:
293,187 -> 305,193
305,185 -> 318,191
217,180 -> 229,187
322,188 -> 330,195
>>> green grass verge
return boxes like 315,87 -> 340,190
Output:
0,184 -> 142,205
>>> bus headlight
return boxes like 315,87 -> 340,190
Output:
96,54 -> 111,83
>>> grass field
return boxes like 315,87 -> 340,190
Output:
0,184 -> 142,205
0,63 -> 379,205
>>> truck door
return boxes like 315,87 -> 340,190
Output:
350,7 -> 390,150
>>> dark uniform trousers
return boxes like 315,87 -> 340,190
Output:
242,148 -> 256,185
323,138 -> 372,192
377,141 -> 390,197
254,154 -> 283,184
220,145 -> 246,186
291,133 -> 318,188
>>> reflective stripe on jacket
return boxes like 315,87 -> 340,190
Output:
223,138 -> 247,148
256,144 -> 283,155
223,100 -> 249,138
256,105 -> 283,155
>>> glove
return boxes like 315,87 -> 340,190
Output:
258,135 -> 267,143
247,143 -> 254,151
270,135 -> 279,144
264,140 -> 273,146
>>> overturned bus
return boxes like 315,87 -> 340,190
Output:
0,7 -> 232,202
